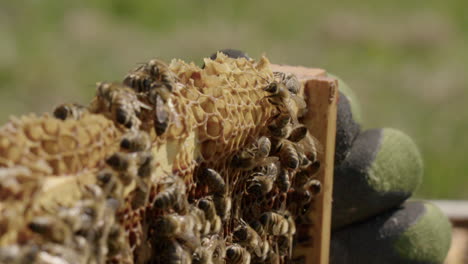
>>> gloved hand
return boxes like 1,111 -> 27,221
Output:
329,74 -> 452,264
206,49 -> 452,264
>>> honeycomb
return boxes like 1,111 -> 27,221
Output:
0,53 -> 323,264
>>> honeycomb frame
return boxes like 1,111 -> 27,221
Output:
0,54 -> 338,264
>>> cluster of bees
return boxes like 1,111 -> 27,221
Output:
0,184 -> 123,264
0,54 -> 322,264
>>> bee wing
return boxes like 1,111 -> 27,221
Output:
253,246 -> 263,258
266,156 -> 279,163
291,94 -> 307,118
256,156 -> 279,168
288,125 -> 308,143
155,94 -> 169,122
178,232 -> 201,251
273,71 -> 286,81
285,74 -> 301,94
167,99 -> 182,128
135,177 -> 148,193
282,101 -> 300,126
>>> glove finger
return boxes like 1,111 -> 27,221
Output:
334,91 -> 361,165
202,49 -> 251,68
330,200 -> 452,264
328,73 -> 363,124
332,128 -> 423,229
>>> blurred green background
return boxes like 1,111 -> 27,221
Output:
0,1 -> 466,199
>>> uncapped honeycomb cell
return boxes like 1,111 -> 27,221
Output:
42,118 -> 60,135
215,99 -> 228,118
199,96 -> 217,114
205,115 -> 222,139
24,123 -> 45,141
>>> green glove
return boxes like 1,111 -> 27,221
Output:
330,74 -> 452,264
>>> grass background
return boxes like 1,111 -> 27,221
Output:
0,0 -> 466,199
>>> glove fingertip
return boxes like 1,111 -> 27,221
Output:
202,49 -> 251,68
335,91 -> 361,165
332,128 -> 423,229
331,200 -> 452,264
328,73 -> 363,123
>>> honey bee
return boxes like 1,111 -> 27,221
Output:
258,211 -> 295,236
232,136 -> 278,170
144,59 -> 177,92
198,197 -> 222,234
153,176 -> 187,212
120,131 -> 151,152
213,192 -> 231,221
123,70 -> 154,93
260,212 -> 296,257
275,168 -> 291,193
267,114 -> 291,138
247,171 -> 276,198
233,219 -> 268,259
263,79 -> 306,124
278,140 -> 300,170
28,216 -> 71,244
53,103 -> 88,120
94,82 -> 150,129
273,71 -> 301,94
200,168 -> 226,194
225,244 -> 251,264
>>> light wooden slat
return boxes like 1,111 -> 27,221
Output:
445,228 -> 468,264
271,64 -> 338,264
430,200 -> 468,226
